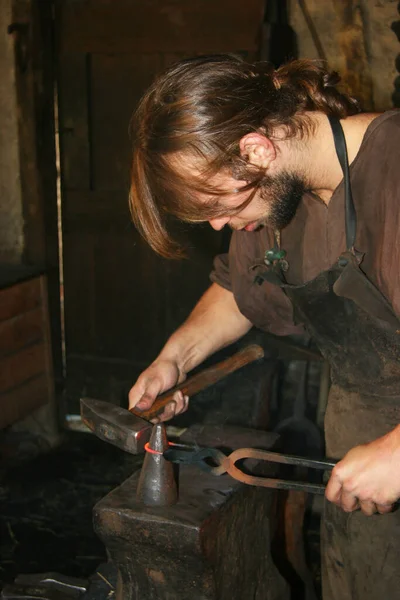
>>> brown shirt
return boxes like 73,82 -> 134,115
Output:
210,110 -> 400,336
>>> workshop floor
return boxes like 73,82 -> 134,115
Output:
0,429 -> 322,599
0,431 -> 141,589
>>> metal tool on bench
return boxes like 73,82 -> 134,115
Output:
1,586 -> 71,600
0,572 -> 88,600
80,343 -> 265,454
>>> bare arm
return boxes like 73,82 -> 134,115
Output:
128,283 -> 252,419
161,282 -> 252,373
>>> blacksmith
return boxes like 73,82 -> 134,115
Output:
128,54 -> 400,599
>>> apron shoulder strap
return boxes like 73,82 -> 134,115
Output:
327,116 -> 357,250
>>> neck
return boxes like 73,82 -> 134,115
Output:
283,111 -> 379,206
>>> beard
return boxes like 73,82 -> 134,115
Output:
259,171 -> 308,230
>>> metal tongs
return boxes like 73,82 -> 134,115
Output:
164,444 -> 337,495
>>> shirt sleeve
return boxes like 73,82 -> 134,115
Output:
209,253 -> 232,291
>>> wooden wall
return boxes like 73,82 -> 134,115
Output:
0,273 -> 54,429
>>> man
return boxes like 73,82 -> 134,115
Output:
128,54 -> 400,599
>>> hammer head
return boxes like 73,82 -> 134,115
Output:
80,398 -> 152,455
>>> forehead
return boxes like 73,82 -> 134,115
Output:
168,152 -> 248,203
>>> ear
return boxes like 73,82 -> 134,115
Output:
239,132 -> 276,170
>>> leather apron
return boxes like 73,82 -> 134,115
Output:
253,117 -> 400,600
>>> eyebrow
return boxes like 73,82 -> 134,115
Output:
198,185 -> 259,218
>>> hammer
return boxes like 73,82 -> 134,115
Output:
80,344 -> 264,454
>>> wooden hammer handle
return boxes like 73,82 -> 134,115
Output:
130,344 -> 264,421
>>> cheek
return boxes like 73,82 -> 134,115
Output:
237,197 -> 265,219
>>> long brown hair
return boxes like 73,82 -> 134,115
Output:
129,54 -> 359,258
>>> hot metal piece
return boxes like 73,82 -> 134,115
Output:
136,424 -> 178,506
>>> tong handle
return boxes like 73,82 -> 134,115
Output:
220,448 -> 336,495
229,448 -> 337,471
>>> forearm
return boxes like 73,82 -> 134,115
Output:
158,283 -> 252,376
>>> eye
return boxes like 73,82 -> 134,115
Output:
164,93 -> 175,104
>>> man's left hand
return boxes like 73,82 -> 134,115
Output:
325,425 -> 400,516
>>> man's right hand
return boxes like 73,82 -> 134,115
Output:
128,359 -> 189,423
128,284 -> 252,423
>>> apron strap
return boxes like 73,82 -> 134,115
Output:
327,116 -> 357,250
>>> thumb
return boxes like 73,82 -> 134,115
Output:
130,377 -> 164,411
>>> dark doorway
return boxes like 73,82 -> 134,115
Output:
55,0 -> 264,412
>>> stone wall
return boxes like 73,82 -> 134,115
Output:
289,0 -> 400,111
0,0 -> 24,263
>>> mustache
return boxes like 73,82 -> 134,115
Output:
229,220 -> 266,231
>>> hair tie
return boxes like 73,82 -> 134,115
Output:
272,72 -> 281,91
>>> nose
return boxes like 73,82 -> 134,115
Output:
208,216 -> 230,231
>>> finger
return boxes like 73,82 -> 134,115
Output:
128,384 -> 146,409
325,472 -> 344,504
181,395 -> 190,414
340,490 -> 360,513
157,392 -> 187,422
131,378 -> 163,411
376,503 -> 394,515
171,390 -> 186,415
156,401 -> 177,423
359,500 -> 378,516
132,392 -> 156,411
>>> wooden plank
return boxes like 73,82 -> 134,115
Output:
62,190 -> 130,222
62,230 -> 96,356
90,52 -> 163,191
64,354 -> 148,412
34,3 -> 64,387
0,374 -> 49,429
0,278 -> 41,322
38,276 -> 56,401
58,0 -> 264,54
164,224 -> 222,332
57,53 -> 91,189
0,342 -> 47,394
62,227 -> 167,361
0,307 -> 44,359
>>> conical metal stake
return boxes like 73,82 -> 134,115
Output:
136,423 -> 178,506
